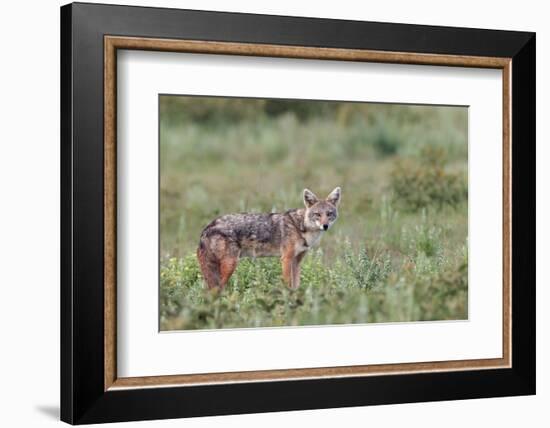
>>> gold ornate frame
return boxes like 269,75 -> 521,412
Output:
103,36 -> 512,391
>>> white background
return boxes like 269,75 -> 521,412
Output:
118,51 -> 503,377
0,0 -> 546,427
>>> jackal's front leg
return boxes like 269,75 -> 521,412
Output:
281,250 -> 306,290
291,252 -> 307,290
281,252 -> 293,287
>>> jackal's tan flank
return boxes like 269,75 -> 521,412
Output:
197,187 -> 341,289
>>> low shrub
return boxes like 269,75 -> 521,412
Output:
411,258 -> 468,321
372,125 -> 401,157
340,241 -> 391,290
390,147 -> 467,212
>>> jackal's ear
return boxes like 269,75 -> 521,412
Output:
303,188 -> 319,208
326,187 -> 341,207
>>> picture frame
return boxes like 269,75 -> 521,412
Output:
60,2 -> 535,424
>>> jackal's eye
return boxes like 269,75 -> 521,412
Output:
312,212 -> 321,218
326,211 -> 334,217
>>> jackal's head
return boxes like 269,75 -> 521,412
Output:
303,187 -> 341,231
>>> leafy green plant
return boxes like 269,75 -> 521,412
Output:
340,241 -> 391,290
372,125 -> 400,157
412,257 -> 468,321
390,147 -> 467,212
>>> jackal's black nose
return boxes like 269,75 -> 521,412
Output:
323,224 -> 329,230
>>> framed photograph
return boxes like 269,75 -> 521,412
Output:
60,2 -> 535,424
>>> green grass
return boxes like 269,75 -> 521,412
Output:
159,96 -> 468,330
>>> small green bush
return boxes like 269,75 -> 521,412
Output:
407,211 -> 443,259
412,258 -> 468,321
340,241 -> 391,290
390,147 -> 467,212
372,126 -> 400,157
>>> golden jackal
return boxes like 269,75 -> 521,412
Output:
197,187 -> 341,289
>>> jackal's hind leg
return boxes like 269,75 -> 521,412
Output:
219,256 -> 239,289
197,245 -> 221,289
197,237 -> 240,290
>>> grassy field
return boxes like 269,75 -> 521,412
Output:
160,96 -> 468,331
